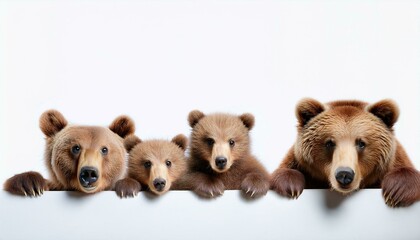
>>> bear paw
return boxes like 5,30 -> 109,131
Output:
194,179 -> 225,198
4,171 -> 48,197
382,167 -> 420,208
115,178 -> 141,198
241,173 -> 269,198
270,168 -> 305,199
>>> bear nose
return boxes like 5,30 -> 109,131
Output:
79,167 -> 99,187
335,167 -> 355,186
153,178 -> 166,191
215,156 -> 227,169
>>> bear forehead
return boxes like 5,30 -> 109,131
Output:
326,100 -> 368,110
196,114 -> 247,137
132,140 -> 183,161
309,107 -> 388,138
55,126 -> 122,146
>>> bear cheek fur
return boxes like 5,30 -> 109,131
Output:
50,138 -> 78,190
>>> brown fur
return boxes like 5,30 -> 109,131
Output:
271,99 -> 420,207
175,110 -> 270,198
115,134 -> 188,197
4,110 -> 135,196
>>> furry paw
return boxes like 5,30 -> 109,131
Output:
241,173 -> 269,198
382,167 -> 420,208
270,168 -> 305,199
115,178 -> 141,198
194,179 -> 225,198
4,171 -> 48,197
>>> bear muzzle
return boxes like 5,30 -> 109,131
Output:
210,143 -> 232,173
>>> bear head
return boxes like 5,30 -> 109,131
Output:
294,98 -> 399,194
40,110 -> 135,193
188,110 -> 254,173
124,134 -> 188,195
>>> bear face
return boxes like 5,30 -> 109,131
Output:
182,110 -> 270,198
42,110 -> 135,193
4,110 -> 135,196
188,110 -> 254,173
294,99 -> 399,194
124,134 -> 187,195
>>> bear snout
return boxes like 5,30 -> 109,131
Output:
335,167 -> 355,187
152,178 -> 166,192
79,166 -> 99,189
215,156 -> 227,170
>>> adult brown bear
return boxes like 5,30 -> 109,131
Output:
271,99 -> 420,207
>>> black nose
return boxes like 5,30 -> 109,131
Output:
79,167 -> 99,187
153,178 -> 166,191
215,156 -> 227,169
335,167 -> 355,186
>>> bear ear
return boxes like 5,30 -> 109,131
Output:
239,113 -> 255,130
109,115 -> 135,138
188,110 -> 205,128
39,110 -> 68,137
367,99 -> 399,128
124,135 -> 142,152
171,134 -> 188,151
296,98 -> 325,126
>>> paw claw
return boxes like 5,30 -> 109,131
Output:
251,191 -> 255,197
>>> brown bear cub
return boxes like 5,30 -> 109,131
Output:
271,98 -> 420,207
4,110 -> 135,196
115,134 -> 188,197
176,110 -> 270,198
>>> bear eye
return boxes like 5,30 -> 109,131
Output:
166,160 -> 172,167
71,145 -> 81,155
100,147 -> 108,155
143,161 -> 152,169
325,140 -> 335,149
229,139 -> 235,147
356,139 -> 366,150
205,138 -> 215,147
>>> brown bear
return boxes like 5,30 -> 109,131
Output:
271,98 -> 420,207
115,134 -> 188,197
4,109 -> 135,196
175,110 -> 270,198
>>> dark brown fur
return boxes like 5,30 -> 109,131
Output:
175,110 -> 270,198
271,98 -> 420,207
115,134 -> 188,197
4,110 -> 135,196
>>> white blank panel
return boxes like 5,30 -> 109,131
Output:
0,190 -> 419,240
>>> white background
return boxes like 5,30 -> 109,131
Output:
1,0 -> 419,185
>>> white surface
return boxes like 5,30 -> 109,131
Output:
0,1 -> 419,239
0,190 -> 419,240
